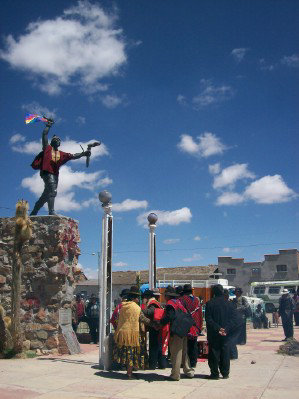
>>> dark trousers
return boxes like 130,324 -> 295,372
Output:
229,329 -> 240,360
236,320 -> 247,345
294,312 -> 299,326
31,172 -> 58,215
187,338 -> 198,368
88,317 -> 99,343
208,338 -> 230,377
281,313 -> 294,339
148,328 -> 166,369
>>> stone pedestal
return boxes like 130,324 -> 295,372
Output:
0,215 -> 83,355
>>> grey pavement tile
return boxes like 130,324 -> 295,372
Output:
114,383 -> 196,399
184,386 -> 263,399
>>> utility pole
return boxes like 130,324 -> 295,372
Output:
98,190 -> 113,369
147,213 -> 158,290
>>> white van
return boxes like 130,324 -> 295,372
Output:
250,280 -> 299,313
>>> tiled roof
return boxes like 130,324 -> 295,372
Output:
79,265 -> 217,286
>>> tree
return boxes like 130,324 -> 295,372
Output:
11,200 -> 32,353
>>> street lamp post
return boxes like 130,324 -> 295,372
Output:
147,213 -> 158,290
98,190 -> 113,370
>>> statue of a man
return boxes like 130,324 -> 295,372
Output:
30,120 -> 91,216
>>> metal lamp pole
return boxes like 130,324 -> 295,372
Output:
147,213 -> 158,290
98,190 -> 113,370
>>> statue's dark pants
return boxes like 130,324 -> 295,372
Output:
30,172 -> 58,215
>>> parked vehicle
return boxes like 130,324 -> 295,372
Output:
250,280 -> 299,313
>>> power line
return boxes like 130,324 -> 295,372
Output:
83,241 -> 298,255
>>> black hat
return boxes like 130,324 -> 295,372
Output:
183,284 -> 193,294
120,289 -> 130,298
128,285 -> 140,295
164,286 -> 179,297
175,285 -> 183,296
142,289 -> 153,298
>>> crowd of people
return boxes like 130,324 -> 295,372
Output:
109,284 -> 251,381
72,293 -> 100,344
72,285 -> 298,381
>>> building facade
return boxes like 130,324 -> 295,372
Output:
217,249 -> 299,294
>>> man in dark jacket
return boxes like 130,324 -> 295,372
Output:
205,284 -> 238,379
279,289 -> 294,341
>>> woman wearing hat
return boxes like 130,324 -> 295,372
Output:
113,286 -> 151,379
159,286 -> 194,381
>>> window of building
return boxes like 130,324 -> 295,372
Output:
268,286 -> 280,294
253,286 -> 266,295
251,268 -> 261,276
276,264 -> 287,272
227,268 -> 236,275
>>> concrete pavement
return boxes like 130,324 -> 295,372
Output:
0,325 -> 298,399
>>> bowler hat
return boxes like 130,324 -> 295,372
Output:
282,289 -> 289,294
128,285 -> 140,295
183,284 -> 193,294
120,289 -> 130,298
164,286 -> 179,297
142,289 -> 153,298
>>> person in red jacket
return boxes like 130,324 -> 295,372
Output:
160,286 -> 194,381
30,120 -> 90,216
179,284 -> 203,368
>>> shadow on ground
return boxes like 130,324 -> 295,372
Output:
37,357 -> 97,366
95,370 -> 166,382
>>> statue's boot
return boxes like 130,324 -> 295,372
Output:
30,198 -> 46,216
48,197 -> 57,216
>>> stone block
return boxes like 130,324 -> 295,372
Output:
46,335 -> 58,349
30,340 -> 43,349
0,275 -> 6,284
36,330 -> 48,340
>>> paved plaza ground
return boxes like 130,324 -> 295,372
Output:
0,325 -> 298,399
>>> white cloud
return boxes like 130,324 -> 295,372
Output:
76,116 -> 86,124
223,247 -> 240,253
216,192 -> 245,206
231,48 -> 249,63
114,261 -> 128,267
215,175 -> 296,206
113,199 -> 148,212
137,207 -> 192,228
11,139 -> 42,154
178,133 -> 226,158
182,253 -> 202,263
213,163 -> 255,189
9,134 -> 25,144
192,79 -> 234,109
209,163 -> 221,175
259,58 -> 275,71
22,165 -> 112,212
21,102 -> 57,120
244,175 -> 297,204
100,94 -> 124,108
281,54 -> 299,68
83,267 -> 98,280
177,94 -> 187,105
194,235 -> 201,241
0,1 -> 127,94
163,238 -> 180,245
10,137 -> 109,162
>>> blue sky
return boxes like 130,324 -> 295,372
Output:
0,0 -> 298,278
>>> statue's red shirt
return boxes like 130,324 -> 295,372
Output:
42,145 -> 73,175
